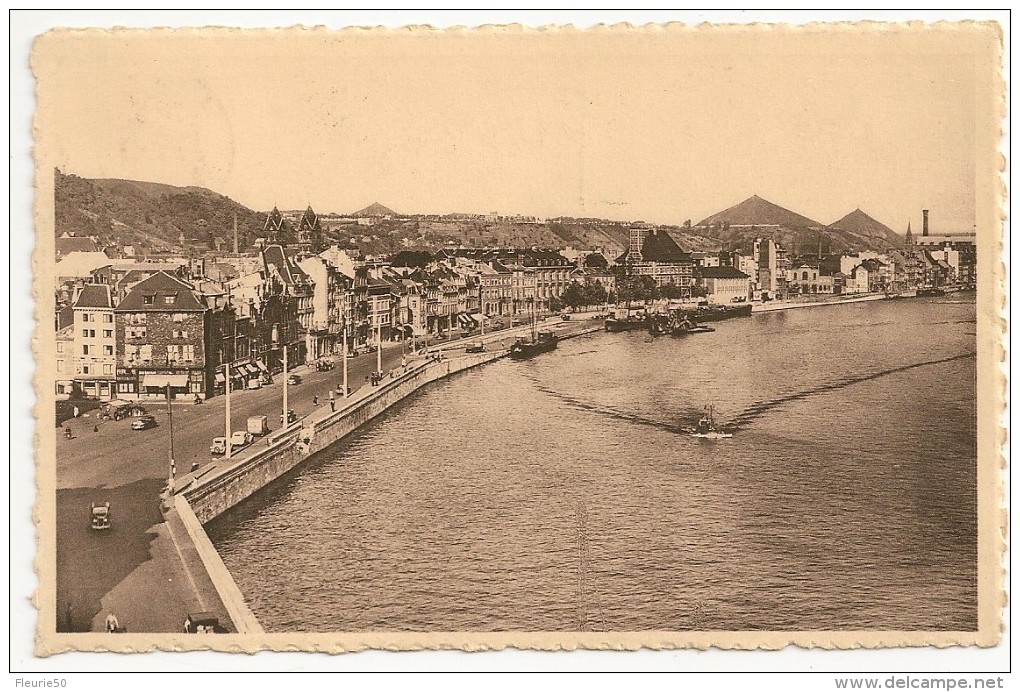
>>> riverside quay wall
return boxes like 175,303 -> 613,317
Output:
180,349 -> 505,524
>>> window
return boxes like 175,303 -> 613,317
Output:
80,313 -> 91,322
82,365 -> 90,375
128,327 -> 147,339
143,295 -> 155,305
56,359 -> 65,373
167,345 -> 181,363
82,345 -> 90,355
103,364 -> 114,375
56,342 -> 64,354
164,295 -> 177,305
139,344 -> 152,362
172,329 -> 189,339
172,313 -> 185,322
103,313 -> 113,323
103,345 -> 114,356
103,330 -> 113,338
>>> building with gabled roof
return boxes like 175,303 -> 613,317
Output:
114,271 -> 211,398
71,284 -> 118,399
262,244 -> 314,366
616,228 -> 695,295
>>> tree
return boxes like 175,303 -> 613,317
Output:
560,281 -> 585,311
548,296 -> 565,313
582,280 -> 607,307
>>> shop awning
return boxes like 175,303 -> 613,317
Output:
255,360 -> 268,371
214,373 -> 226,383
141,374 -> 190,389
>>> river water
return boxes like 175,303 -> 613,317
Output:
207,297 -> 977,632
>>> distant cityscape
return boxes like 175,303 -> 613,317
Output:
54,172 -> 977,406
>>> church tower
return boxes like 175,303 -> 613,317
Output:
905,221 -> 914,250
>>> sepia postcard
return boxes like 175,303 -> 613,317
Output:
26,18 -> 1006,657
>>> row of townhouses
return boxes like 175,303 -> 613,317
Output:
53,243 -> 616,401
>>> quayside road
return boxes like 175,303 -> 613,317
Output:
54,315 -> 593,632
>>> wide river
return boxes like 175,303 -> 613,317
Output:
208,296 -> 977,632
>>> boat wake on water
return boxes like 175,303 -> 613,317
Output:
728,352 -> 976,428
524,351 -> 974,435
526,378 -> 690,434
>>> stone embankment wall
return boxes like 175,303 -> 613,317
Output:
182,350 -> 504,524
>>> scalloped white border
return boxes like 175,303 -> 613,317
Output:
12,12 -> 1010,670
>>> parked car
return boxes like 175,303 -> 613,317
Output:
287,374 -> 302,385
90,502 -> 111,530
246,379 -> 262,390
280,409 -> 297,425
131,415 -> 157,431
210,437 -> 228,455
184,611 -> 223,634
560,313 -> 571,320
465,342 -> 485,353
230,430 -> 254,448
492,320 -> 505,330
315,359 -> 335,371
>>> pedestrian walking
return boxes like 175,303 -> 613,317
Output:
329,389 -> 335,401
329,400 -> 336,412
93,425 -> 99,433
312,395 -> 318,406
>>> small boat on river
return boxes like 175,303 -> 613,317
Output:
684,405 -> 733,439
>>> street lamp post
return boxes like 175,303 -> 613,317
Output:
166,381 -> 175,493
342,318 -> 348,398
376,322 -> 382,376
225,362 -> 232,460
272,324 -> 289,427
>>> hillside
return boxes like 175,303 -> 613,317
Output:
327,217 -> 722,258
697,195 -> 824,229
695,195 -> 901,254
827,208 -> 903,249
353,202 -> 398,217
54,170 -> 265,254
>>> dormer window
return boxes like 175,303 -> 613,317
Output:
164,294 -> 177,305
143,294 -> 155,305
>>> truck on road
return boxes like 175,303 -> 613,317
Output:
246,415 -> 269,437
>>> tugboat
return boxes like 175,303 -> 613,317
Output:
509,301 -> 559,359
684,405 -> 733,439
509,330 -> 558,359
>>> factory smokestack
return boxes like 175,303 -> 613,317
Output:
922,209 -> 929,237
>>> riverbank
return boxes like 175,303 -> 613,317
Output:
752,292 -> 894,313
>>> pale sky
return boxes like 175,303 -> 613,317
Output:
34,24 -> 998,233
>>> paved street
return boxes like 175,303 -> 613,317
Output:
54,315 -> 593,632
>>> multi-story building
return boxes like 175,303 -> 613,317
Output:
262,245 -> 314,366
753,238 -> 789,300
114,271 -> 210,398
617,228 -> 695,296
297,254 -> 351,360
72,284 -> 117,399
697,266 -> 752,303
55,324 -> 75,398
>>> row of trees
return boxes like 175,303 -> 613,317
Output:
558,280 -> 610,311
612,275 -> 707,305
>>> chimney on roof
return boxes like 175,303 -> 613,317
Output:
922,209 -> 929,237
